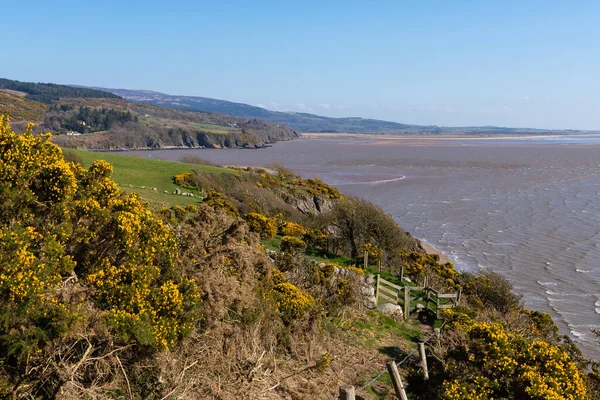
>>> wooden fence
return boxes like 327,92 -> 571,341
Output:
337,277 -> 458,399
338,320 -> 447,400
374,275 -> 460,319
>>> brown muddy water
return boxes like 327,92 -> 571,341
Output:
122,135 -> 600,359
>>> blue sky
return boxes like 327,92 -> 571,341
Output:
3,1 -> 600,129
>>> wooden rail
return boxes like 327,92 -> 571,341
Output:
374,275 -> 460,319
336,318 -> 447,399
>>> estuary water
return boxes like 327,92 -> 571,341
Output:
122,134 -> 600,359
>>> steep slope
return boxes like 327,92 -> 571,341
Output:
47,98 -> 298,150
0,91 -> 47,122
1,117 -> 596,398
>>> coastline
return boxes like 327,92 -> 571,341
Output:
420,240 -> 450,264
86,143 -> 600,361
300,132 -> 600,141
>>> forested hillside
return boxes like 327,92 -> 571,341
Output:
1,78 -> 298,149
0,78 -> 120,103
48,98 -> 298,150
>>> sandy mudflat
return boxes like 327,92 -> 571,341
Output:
120,134 -> 600,360
300,132 -> 600,141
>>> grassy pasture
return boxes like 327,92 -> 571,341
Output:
71,150 -> 236,206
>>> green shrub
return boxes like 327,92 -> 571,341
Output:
265,269 -> 314,324
279,221 -> 307,237
0,117 -> 202,350
280,235 -> 307,254
244,212 -> 277,239
461,270 -> 522,314
203,191 -> 239,217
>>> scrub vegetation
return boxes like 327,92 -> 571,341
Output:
1,116 -> 598,399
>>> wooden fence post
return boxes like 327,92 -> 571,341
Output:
400,265 -> 404,282
339,386 -> 355,400
436,295 -> 440,319
364,251 -> 368,269
456,287 -> 462,304
434,327 -> 442,353
386,361 -> 408,400
425,288 -> 430,313
375,274 -> 381,306
418,342 -> 429,380
404,286 -> 410,320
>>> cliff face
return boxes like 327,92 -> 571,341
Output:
290,194 -> 335,215
170,126 -> 298,149
52,125 -> 298,150
235,118 -> 299,144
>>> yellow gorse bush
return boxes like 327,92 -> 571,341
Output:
0,116 -> 201,351
256,169 -> 343,199
203,190 -> 239,216
279,221 -> 307,237
303,228 -> 328,250
271,282 -> 314,321
173,171 -> 193,185
340,264 -> 366,276
315,353 -> 332,371
442,321 -> 586,400
244,212 -> 277,239
0,227 -> 71,302
322,262 -> 365,277
266,269 -> 314,323
400,251 -> 457,281
304,177 -> 343,199
280,235 -> 307,254
361,242 -> 383,260
336,278 -> 353,305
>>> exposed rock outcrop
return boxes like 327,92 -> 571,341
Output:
292,195 -> 334,215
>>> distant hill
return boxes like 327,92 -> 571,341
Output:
89,87 -> 430,133
92,87 -> 595,135
4,79 -> 594,137
0,78 -> 298,150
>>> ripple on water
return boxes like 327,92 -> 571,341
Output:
126,136 -> 600,360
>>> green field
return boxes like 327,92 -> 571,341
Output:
72,150 -> 236,206
194,123 -> 236,134
139,117 -> 235,134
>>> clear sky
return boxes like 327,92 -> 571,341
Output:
3,0 -> 600,129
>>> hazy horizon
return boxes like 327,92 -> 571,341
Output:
4,1 -> 600,130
